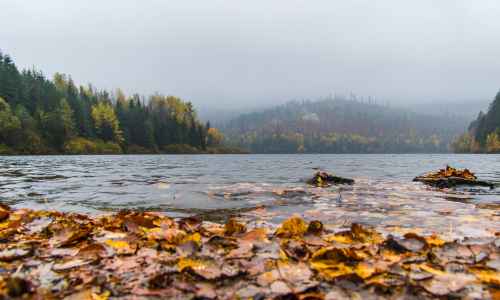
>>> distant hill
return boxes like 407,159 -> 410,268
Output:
401,99 -> 490,121
221,97 -> 468,153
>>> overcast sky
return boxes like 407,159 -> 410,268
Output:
2,0 -> 500,110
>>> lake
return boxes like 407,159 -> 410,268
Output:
1,154 -> 499,239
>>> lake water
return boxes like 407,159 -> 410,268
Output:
1,154 -> 499,239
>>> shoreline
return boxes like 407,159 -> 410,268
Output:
0,205 -> 498,299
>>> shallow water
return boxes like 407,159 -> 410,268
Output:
0,154 -> 499,239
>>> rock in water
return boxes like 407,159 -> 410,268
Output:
307,171 -> 354,187
413,165 -> 494,189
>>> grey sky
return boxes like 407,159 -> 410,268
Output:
2,0 -> 500,110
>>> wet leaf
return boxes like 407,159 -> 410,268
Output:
0,205 -> 496,299
469,267 -> 500,285
324,231 -> 354,244
104,239 -> 136,255
0,204 -> 10,222
177,257 -> 222,280
63,288 -> 109,300
353,261 -> 376,279
77,243 -> 107,259
241,228 -> 269,244
0,276 -> 32,298
275,216 -> 308,239
226,241 -> 254,259
180,232 -> 202,247
224,218 -> 246,236
50,225 -> 90,248
270,280 -> 292,295
24,217 -> 53,234
179,216 -> 202,233
281,239 -> 310,261
0,248 -> 31,262
277,260 -> 313,284
53,259 -> 92,271
307,220 -> 324,236
424,234 -> 445,247
365,273 -> 405,287
420,272 -> 476,296
351,223 -> 383,244
310,247 -> 357,280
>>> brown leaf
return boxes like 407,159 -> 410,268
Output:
419,272 -> 476,296
224,218 -> 247,236
281,239 -> 310,261
179,216 -> 202,233
53,259 -> 92,271
351,223 -> 383,244
241,228 -> 269,244
77,243 -> 107,259
0,276 -> 32,298
0,204 -> 10,221
226,241 -> 254,259
50,225 -> 90,248
306,220 -> 324,236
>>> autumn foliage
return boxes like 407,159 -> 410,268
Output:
414,165 -> 494,189
0,205 -> 498,299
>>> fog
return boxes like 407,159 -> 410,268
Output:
2,0 -> 500,111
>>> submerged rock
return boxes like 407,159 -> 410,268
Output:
307,171 -> 354,187
413,165 -> 494,189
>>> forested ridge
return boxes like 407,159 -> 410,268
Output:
221,97 -> 467,153
452,90 -> 500,153
0,51 -> 229,155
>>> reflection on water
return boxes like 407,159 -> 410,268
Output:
0,154 -> 499,239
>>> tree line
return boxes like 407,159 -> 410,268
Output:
221,97 -> 467,153
452,91 -> 500,153
0,51 -> 226,154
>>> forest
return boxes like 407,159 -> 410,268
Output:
452,91 -> 500,153
221,97 -> 467,153
0,52 -> 230,155
3,50 -> 496,155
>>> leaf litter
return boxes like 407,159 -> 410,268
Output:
0,204 -> 498,299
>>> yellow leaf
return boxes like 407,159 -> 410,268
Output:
418,263 -> 446,276
92,290 -> 110,300
310,261 -> 353,280
180,232 -> 202,247
104,239 -> 129,249
354,262 -> 376,279
324,232 -> 354,244
275,216 -> 308,238
425,234 -> 445,247
104,239 -> 135,254
469,267 -> 500,285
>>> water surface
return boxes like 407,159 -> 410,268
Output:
1,154 -> 499,239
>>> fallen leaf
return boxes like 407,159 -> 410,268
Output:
224,218 -> 246,236
0,248 -> 31,262
53,259 -> 92,271
177,257 -> 222,280
469,267 -> 500,285
104,239 -> 136,255
275,216 -> 308,239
